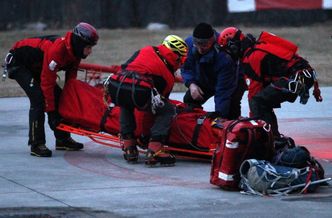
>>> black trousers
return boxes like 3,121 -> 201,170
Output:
120,100 -> 175,142
249,78 -> 298,138
10,66 -> 69,146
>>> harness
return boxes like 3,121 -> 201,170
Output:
105,46 -> 176,113
109,71 -> 153,110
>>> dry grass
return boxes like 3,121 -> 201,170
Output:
1,21 -> 331,97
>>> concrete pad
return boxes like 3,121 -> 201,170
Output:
0,88 -> 331,217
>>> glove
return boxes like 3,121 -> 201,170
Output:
313,88 -> 323,102
48,111 -> 62,130
189,83 -> 204,101
206,111 -> 222,119
313,81 -> 323,102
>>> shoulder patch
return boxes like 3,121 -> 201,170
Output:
48,60 -> 57,71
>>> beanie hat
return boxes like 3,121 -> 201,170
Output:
193,23 -> 214,39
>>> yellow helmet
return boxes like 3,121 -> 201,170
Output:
162,35 -> 188,57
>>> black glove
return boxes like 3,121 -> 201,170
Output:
206,111 -> 222,119
48,111 -> 62,130
313,81 -> 323,102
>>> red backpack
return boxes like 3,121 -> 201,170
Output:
210,118 -> 275,190
255,31 -> 298,61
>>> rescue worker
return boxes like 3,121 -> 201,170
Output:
106,35 -> 188,166
218,27 -> 323,145
4,22 -> 99,157
181,23 -> 246,120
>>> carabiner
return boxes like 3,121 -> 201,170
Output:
288,80 -> 299,94
302,69 -> 312,78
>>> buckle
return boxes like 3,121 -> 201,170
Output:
197,117 -> 205,125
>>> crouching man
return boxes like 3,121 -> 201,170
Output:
106,35 -> 188,166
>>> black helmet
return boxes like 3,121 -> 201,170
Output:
73,22 -> 99,45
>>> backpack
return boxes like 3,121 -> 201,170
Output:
254,31 -> 298,61
210,118 -> 275,190
239,159 -> 330,196
273,145 -> 325,180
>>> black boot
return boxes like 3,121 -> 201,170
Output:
30,144 -> 52,157
122,139 -> 138,163
145,141 -> 176,167
56,137 -> 84,151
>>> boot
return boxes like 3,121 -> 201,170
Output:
56,137 -> 84,151
136,134 -> 149,150
122,139 -> 138,163
30,144 -> 52,157
145,141 -> 176,166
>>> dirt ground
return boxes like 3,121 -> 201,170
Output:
0,21 -> 331,97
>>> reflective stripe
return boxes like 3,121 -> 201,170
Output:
225,140 -> 239,149
249,120 -> 258,126
218,172 -> 234,181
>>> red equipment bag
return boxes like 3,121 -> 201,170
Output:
167,107 -> 220,152
210,118 -> 275,190
59,79 -> 122,134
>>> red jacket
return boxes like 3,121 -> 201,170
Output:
40,32 -> 80,112
10,32 -> 80,112
122,45 -> 179,97
242,49 -> 270,100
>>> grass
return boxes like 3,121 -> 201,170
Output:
1,21 -> 331,97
